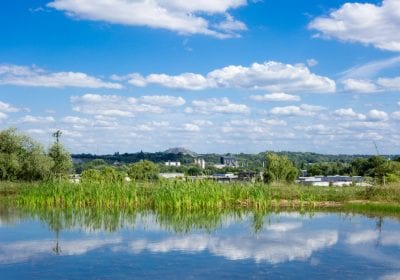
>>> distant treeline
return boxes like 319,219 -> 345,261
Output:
73,152 -> 195,165
72,151 -> 398,168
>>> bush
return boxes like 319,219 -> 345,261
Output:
263,153 -> 298,184
127,160 -> 159,181
81,167 -> 126,184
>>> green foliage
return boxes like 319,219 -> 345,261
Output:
81,167 -> 126,184
307,162 -> 352,176
127,160 -> 159,181
48,142 -> 73,177
349,156 -> 400,184
351,156 -> 385,177
0,128 -> 53,181
73,151 -> 195,165
376,161 -> 400,183
305,156 -> 400,184
186,166 -> 202,176
80,169 -> 101,183
75,159 -> 109,173
263,153 -> 299,184
100,167 -> 125,183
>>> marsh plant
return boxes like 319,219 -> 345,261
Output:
14,179 -> 400,214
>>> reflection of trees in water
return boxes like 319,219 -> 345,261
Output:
1,205 -> 399,236
2,206 -> 265,234
0,201 -> 21,226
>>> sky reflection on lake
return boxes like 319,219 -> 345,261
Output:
0,210 -> 399,279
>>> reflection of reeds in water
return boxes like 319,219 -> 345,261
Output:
6,206 -> 139,232
2,204 -> 400,235
343,202 -> 400,215
5,206 -> 242,233
155,208 -> 251,233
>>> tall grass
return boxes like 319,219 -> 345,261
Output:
12,180 -> 400,212
2,180 -> 400,234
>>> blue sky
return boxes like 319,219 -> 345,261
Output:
0,0 -> 399,154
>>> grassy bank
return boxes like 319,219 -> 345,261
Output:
6,180 -> 399,213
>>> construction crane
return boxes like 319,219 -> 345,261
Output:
373,141 -> 380,156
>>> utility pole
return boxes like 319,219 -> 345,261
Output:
52,130 -> 62,180
53,130 -> 62,145
373,141 -> 386,186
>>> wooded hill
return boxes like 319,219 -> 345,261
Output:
72,149 -> 399,169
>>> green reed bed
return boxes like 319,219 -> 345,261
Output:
11,180 -> 400,212
16,180 -> 277,210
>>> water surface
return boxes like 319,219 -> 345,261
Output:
0,208 -> 399,279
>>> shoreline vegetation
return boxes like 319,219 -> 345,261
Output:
1,181 -> 400,234
1,180 -> 399,215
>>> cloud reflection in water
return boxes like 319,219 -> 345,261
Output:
130,229 -> 338,264
0,238 -> 121,264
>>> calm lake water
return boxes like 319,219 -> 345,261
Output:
0,208 -> 399,280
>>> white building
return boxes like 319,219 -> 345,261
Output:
165,161 -> 181,167
213,164 -> 225,169
298,175 -> 366,187
194,158 -> 206,169
159,173 -> 185,179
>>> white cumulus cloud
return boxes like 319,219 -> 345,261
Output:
342,79 -> 378,93
47,0 -> 248,38
368,109 -> 389,121
377,76 -> 400,91
139,95 -> 186,107
309,0 -> 400,52
0,101 -> 20,113
188,97 -> 250,114
183,123 -> 201,132
19,115 -> 55,124
334,108 -> 366,120
250,92 -> 301,102
118,61 -> 336,93
70,94 -> 188,118
0,112 -> 7,121
392,111 -> 400,120
0,100 -> 20,121
270,104 -> 325,117
342,76 -> 400,93
62,116 -> 91,125
0,64 -> 122,89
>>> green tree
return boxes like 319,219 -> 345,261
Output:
77,159 -> 109,173
187,166 -> 202,176
0,128 -> 53,181
263,153 -> 299,184
127,160 -> 159,181
48,131 -> 72,178
375,160 -> 400,184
